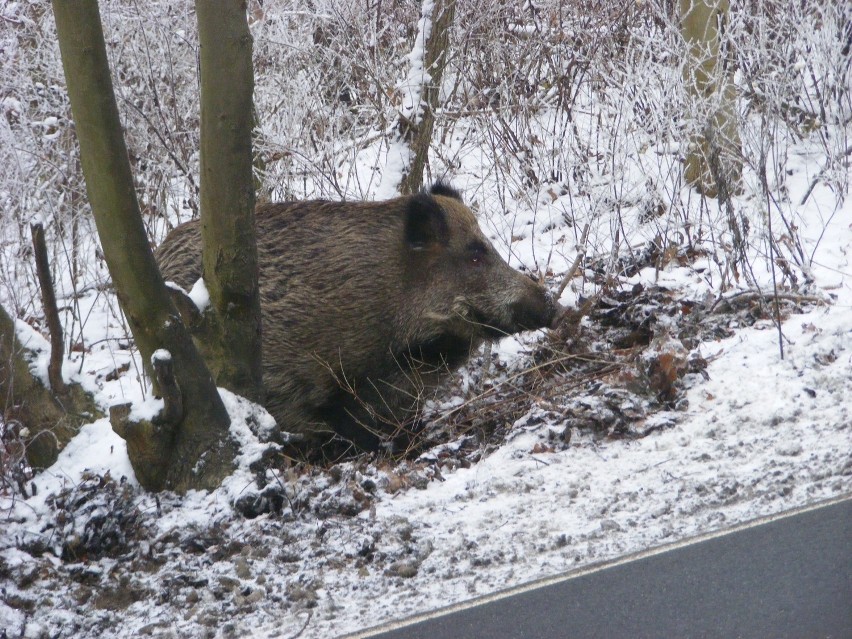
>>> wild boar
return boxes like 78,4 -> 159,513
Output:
156,183 -> 560,452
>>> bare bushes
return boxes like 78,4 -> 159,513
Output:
5,0 -> 848,283
251,0 -> 420,199
5,0 -> 846,306
438,0 -> 850,297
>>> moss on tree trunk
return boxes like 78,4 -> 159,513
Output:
196,0 -> 264,403
0,302 -> 100,470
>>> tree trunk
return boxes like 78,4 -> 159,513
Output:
196,0 -> 263,403
680,0 -> 742,198
0,302 -> 100,470
51,0 -> 236,492
388,0 -> 456,196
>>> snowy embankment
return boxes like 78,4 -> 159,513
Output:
1,3 -> 851,634
1,188 -> 849,638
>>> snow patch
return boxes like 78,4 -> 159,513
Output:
151,348 -> 171,364
188,277 -> 210,312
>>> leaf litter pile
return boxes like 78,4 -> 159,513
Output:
414,275 -> 821,469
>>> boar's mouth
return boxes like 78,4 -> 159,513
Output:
403,333 -> 477,370
469,303 -> 557,339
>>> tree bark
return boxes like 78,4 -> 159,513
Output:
51,0 -> 236,492
396,0 -> 456,195
0,302 -> 100,470
196,0 -> 263,403
30,223 -> 66,395
680,0 -> 742,198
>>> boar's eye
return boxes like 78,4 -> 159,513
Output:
467,240 -> 488,266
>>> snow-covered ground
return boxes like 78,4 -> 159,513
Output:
2,2 -> 851,638
2,164 -> 849,638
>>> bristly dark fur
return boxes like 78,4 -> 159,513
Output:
429,181 -> 463,201
155,192 -> 556,453
406,193 -> 450,247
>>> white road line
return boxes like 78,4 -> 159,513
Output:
340,493 -> 852,639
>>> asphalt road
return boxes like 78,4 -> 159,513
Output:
344,495 -> 852,639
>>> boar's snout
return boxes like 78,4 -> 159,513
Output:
507,280 -> 563,332
547,299 -> 567,328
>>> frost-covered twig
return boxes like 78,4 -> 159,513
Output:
556,222 -> 591,300
800,143 -> 852,207
759,136 -> 785,360
714,290 -> 826,308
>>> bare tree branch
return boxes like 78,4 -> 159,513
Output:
30,222 -> 66,394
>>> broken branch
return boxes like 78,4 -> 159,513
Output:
31,223 -> 66,394
556,222 -> 591,300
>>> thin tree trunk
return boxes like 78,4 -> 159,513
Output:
196,0 -> 263,403
680,0 -> 742,198
51,0 -> 236,492
389,0 -> 456,196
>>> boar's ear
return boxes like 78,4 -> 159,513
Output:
429,181 -> 463,201
405,193 -> 449,250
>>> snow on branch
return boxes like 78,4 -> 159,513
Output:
399,0 -> 436,126
377,0 -> 438,199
